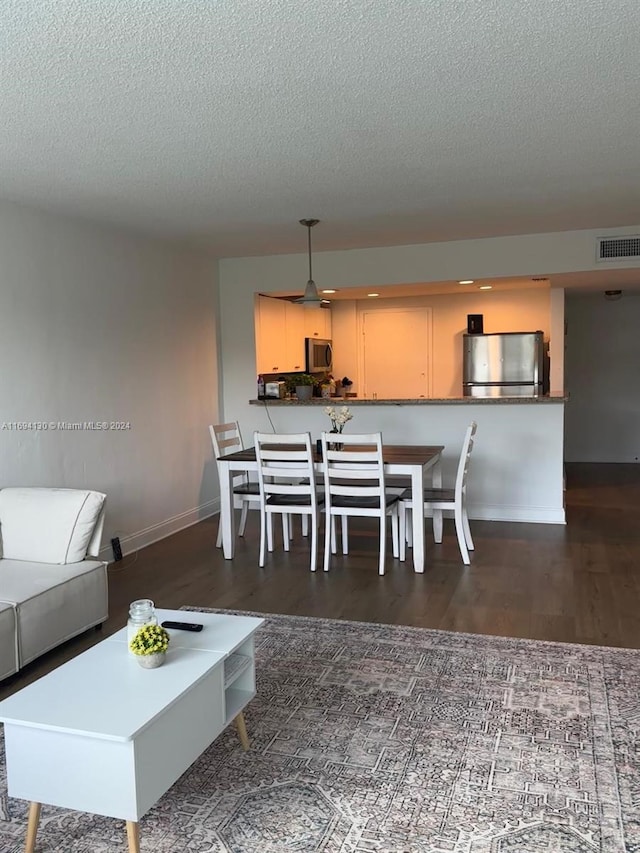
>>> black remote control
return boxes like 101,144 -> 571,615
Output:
161,621 -> 204,632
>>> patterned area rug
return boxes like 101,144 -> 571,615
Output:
1,609 -> 639,852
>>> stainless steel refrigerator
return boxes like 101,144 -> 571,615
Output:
463,331 -> 545,397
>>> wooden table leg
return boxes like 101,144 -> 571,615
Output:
126,820 -> 140,853
25,802 -> 41,853
234,711 -> 250,751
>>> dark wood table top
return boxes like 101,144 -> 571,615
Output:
219,445 -> 444,464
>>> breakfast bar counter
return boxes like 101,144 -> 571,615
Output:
250,395 -> 567,406
244,396 -> 566,525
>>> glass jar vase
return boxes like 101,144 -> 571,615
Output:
127,599 -> 158,654
329,429 -> 344,451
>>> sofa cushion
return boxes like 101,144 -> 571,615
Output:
0,488 -> 106,564
0,558 -> 108,667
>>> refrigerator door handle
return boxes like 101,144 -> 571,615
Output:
464,381 -> 536,386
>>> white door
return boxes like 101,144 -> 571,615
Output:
362,308 -> 432,399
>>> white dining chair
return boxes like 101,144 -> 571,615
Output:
321,432 -> 400,576
209,422 -> 261,547
399,422 -> 477,564
255,432 -> 324,572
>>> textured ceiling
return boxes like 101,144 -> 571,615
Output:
2,0 -> 640,257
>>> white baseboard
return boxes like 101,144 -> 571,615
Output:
422,504 -> 565,525
99,498 -> 220,562
466,504 -> 566,524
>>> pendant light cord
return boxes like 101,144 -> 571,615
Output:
307,224 -> 313,282
296,218 -> 321,304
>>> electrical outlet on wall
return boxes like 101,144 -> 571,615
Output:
111,537 -> 123,561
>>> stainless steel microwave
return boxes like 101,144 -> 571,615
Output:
305,337 -> 333,373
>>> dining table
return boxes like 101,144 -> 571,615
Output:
217,444 -> 444,574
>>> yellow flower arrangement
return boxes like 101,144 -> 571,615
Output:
129,623 -> 171,656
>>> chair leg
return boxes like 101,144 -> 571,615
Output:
323,514 -> 332,572
391,509 -> 399,558
309,512 -> 318,573
301,515 -> 309,537
379,515 -> 386,576
341,516 -> 348,555
462,506 -> 474,550
406,508 -> 413,545
454,504 -> 471,565
267,514 -> 274,552
433,509 -> 443,543
238,502 -> 249,537
282,514 -> 290,552
259,511 -> 267,567
330,517 -> 337,554
399,503 -> 408,561
216,520 -> 223,548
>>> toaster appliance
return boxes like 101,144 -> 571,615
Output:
265,381 -> 287,399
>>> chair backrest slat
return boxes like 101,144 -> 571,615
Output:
209,421 -> 249,487
255,432 -> 317,500
209,422 -> 244,456
321,432 -> 387,505
455,421 -> 477,499
217,435 -> 241,451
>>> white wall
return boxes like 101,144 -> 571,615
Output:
549,288 -> 565,394
0,200 -> 220,557
220,223 -> 640,295
564,291 -> 640,462
331,288 -> 551,397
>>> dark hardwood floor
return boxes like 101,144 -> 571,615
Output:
2,462 -> 639,700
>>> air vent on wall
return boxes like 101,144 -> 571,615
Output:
596,235 -> 640,262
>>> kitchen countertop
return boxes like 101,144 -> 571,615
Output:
250,395 -> 568,406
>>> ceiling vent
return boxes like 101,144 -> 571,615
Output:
596,235 -> 640,262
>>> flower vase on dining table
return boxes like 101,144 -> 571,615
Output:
329,429 -> 343,451
324,405 -> 352,451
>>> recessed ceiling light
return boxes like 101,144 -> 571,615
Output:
458,280 -> 474,285
479,285 -> 492,290
321,289 -> 336,294
367,293 -> 379,297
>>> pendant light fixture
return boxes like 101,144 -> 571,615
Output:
295,218 -> 323,308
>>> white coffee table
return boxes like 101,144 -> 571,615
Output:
0,608 -> 263,852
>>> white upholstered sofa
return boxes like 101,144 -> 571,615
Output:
0,488 -> 108,682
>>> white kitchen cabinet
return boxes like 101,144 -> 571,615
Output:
255,295 -> 285,373
284,301 -> 305,371
255,296 -> 305,373
304,307 -> 332,340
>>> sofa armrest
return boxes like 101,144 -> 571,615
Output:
86,503 -> 107,558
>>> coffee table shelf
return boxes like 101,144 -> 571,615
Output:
224,652 -> 252,687
226,686 -> 254,721
223,637 -> 255,723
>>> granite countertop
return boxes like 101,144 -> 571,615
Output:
250,395 -> 568,406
